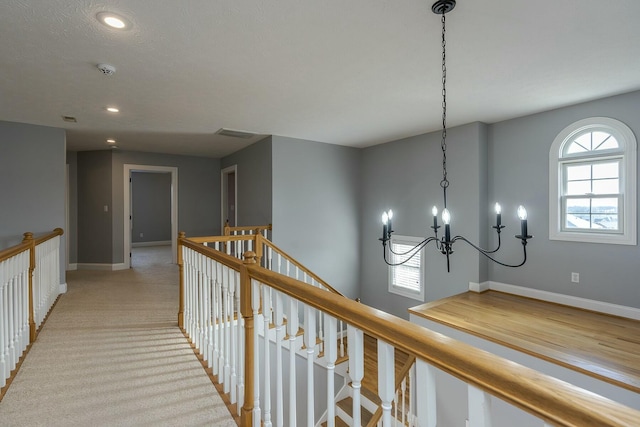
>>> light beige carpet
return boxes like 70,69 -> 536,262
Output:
0,246 -> 236,426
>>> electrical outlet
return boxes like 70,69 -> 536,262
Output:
140,232 -> 144,238
571,272 -> 579,283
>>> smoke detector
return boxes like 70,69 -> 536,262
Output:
97,63 -> 116,75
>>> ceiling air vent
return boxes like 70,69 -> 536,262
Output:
62,116 -> 77,123
215,128 -> 256,139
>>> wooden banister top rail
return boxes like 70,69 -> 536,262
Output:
245,265 -> 640,427
225,224 -> 272,232
260,238 -> 344,297
189,235 -> 256,244
180,236 -> 244,270
0,241 -> 31,262
0,229 -> 64,263
33,228 -> 64,245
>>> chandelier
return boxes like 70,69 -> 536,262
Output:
380,0 -> 532,271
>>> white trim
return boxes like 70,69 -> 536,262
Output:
549,117 -> 637,245
469,281 -> 490,293
470,281 -> 640,321
77,263 -> 128,271
221,165 -> 238,229
387,235 -> 425,301
124,164 -> 178,269
59,283 -> 67,294
131,240 -> 171,248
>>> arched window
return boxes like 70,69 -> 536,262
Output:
549,117 -> 636,245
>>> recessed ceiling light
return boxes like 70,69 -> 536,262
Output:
106,139 -> 116,144
106,107 -> 119,113
96,12 -> 131,30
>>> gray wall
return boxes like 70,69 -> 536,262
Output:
488,90 -> 640,308
271,136 -> 361,299
0,120 -> 66,282
359,123 -> 488,318
77,151 -> 113,264
221,137 -> 273,227
111,151 -> 221,264
131,172 -> 172,243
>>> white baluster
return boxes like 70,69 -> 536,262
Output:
223,265 -> 231,391
325,314 -> 337,427
230,268 -> 237,403
415,360 -> 437,427
0,260 -> 7,386
252,280 -> 261,426
8,259 -> 16,370
206,257 -> 214,368
234,270 -> 242,404
273,289 -> 285,427
262,285 -> 272,427
468,385 -> 492,427
401,376 -> 407,427
348,325 -> 364,427
304,305 -> 316,427
409,363 -> 416,427
216,260 -> 224,378
286,295 -> 298,427
196,254 -> 204,352
378,340 -> 395,427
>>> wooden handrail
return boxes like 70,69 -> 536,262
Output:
224,221 -> 272,236
260,238 -> 345,297
34,228 -> 64,245
245,265 -> 640,427
0,241 -> 31,263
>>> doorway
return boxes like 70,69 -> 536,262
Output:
221,165 -> 237,229
123,164 -> 178,269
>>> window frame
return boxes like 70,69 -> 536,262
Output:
388,235 -> 425,301
549,117 -> 636,245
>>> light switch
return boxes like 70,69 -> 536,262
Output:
104,205 -> 109,212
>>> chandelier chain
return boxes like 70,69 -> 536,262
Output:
439,12 -> 449,207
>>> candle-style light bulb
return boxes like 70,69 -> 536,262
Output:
495,202 -> 502,228
494,203 -> 501,215
441,208 -> 451,225
381,211 -> 388,241
517,205 -> 528,238
517,205 -> 527,220
442,208 -> 451,242
432,206 -> 438,229
387,209 -> 393,233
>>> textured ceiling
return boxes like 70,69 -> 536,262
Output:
1,1 -> 640,158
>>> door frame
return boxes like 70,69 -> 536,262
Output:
221,165 -> 238,230
123,164 -> 178,268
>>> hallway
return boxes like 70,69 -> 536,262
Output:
0,246 -> 235,426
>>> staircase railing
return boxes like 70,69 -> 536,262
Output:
178,232 -> 640,427
0,228 -> 63,390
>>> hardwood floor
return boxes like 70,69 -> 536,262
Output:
409,290 -> 640,393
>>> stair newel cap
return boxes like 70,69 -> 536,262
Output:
22,232 -> 34,243
243,251 -> 257,264
178,231 -> 186,239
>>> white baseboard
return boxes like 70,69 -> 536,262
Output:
77,263 -> 129,271
67,263 -> 78,271
59,282 -> 67,294
469,281 -> 490,293
132,240 -> 171,247
469,281 -> 640,320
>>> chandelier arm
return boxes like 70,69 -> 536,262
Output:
387,236 -> 437,256
453,236 -> 529,268
383,237 -> 439,266
450,231 -> 502,254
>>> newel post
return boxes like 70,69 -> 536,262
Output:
22,232 -> 36,343
177,231 -> 185,330
240,251 -> 257,427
